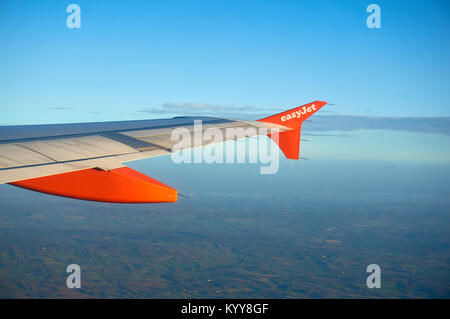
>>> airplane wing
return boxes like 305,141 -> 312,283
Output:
0,101 -> 327,203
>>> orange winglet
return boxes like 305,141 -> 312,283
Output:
10,167 -> 177,203
257,101 -> 327,160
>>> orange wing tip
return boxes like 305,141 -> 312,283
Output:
10,167 -> 178,203
258,101 -> 327,160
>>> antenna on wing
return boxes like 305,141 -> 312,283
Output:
178,193 -> 190,199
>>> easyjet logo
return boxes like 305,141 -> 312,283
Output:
281,104 -> 316,122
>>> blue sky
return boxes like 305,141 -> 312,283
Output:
1,0 -> 449,163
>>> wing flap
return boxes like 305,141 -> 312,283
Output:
0,144 -> 55,168
15,135 -> 137,162
0,148 -> 170,184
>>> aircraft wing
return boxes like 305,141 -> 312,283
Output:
0,101 -> 327,203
